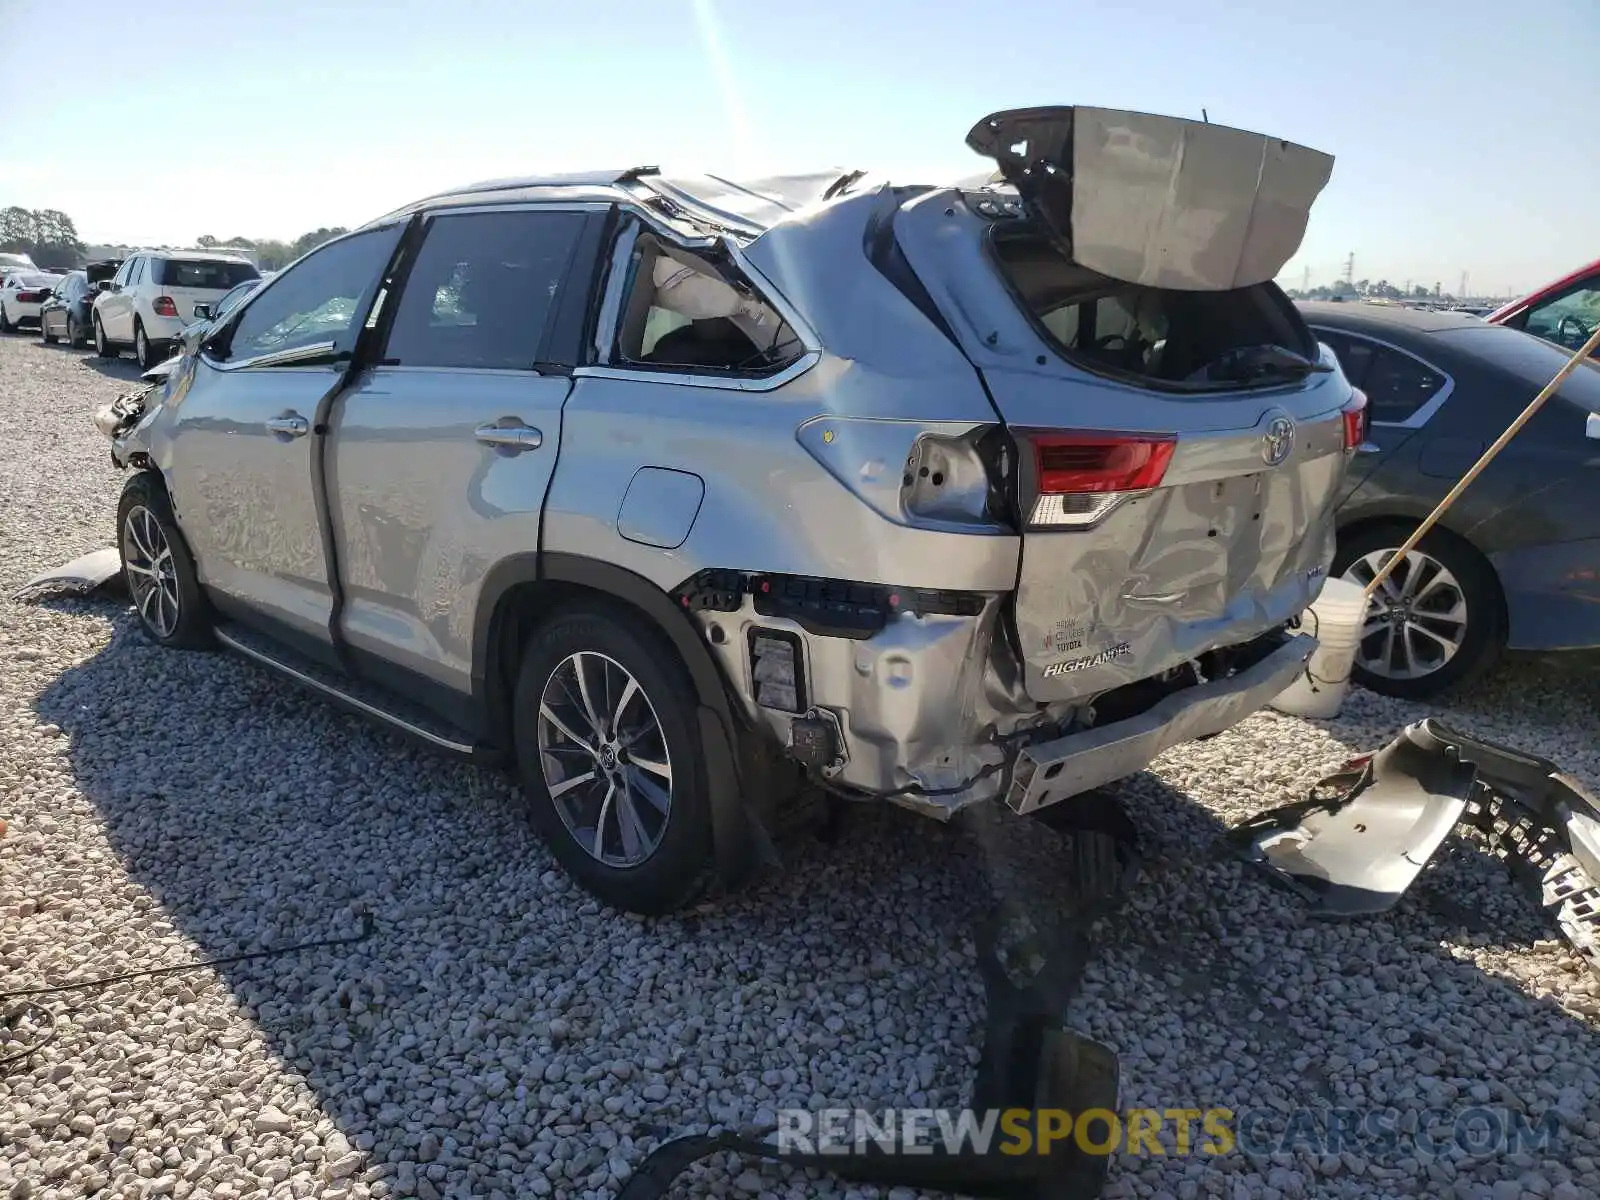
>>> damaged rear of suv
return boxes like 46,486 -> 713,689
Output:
95,105 -> 1362,913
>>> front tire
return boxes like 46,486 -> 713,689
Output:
94,314 -> 117,358
117,473 -> 212,649
1334,524 -> 1503,700
511,606 -> 713,915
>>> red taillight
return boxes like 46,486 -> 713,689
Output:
1034,434 -> 1175,494
1027,432 -> 1175,529
1342,388 -> 1369,450
153,296 -> 179,318
15,290 -> 43,303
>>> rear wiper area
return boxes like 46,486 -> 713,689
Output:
1186,343 -> 1330,388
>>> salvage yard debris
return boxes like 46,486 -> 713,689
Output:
1235,719 -> 1600,979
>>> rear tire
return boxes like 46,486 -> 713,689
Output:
117,473 -> 213,650
134,320 -> 158,370
511,605 -> 713,915
1334,523 -> 1503,700
41,315 -> 58,345
0,303 -> 13,334
94,314 -> 117,358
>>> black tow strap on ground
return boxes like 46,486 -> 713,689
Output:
617,808 -> 1139,1199
0,912 -> 376,1072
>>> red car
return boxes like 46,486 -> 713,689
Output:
1488,257 -> 1600,355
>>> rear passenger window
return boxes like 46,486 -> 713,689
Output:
1362,348 -> 1447,424
380,210 -> 585,370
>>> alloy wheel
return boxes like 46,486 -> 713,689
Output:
1342,548 -> 1468,681
122,504 -> 181,638
535,651 -> 673,868
94,317 -> 107,355
135,326 -> 149,366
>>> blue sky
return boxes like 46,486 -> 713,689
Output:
3,0 -> 1595,296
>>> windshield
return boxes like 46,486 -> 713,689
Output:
989,222 -> 1319,391
153,259 -> 260,290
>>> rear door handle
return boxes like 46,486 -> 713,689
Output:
475,422 -> 543,451
265,414 -> 309,438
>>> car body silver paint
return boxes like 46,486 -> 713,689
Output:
329,366 -> 574,695
141,355 -> 340,642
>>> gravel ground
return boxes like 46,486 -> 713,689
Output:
1,329 -> 1597,1200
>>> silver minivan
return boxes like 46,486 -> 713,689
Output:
97,106 -> 1363,913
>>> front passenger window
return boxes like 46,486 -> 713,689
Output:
223,230 -> 397,361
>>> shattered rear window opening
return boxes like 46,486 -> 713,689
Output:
614,235 -> 803,373
988,222 -> 1319,392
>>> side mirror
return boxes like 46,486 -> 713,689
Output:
95,280 -> 113,293
193,302 -> 214,320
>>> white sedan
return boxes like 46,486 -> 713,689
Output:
0,270 -> 64,332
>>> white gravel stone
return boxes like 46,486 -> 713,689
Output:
0,332 -> 1598,1200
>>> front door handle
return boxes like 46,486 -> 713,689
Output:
475,422 -> 543,451
265,414 -> 309,438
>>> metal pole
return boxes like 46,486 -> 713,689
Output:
1362,321 -> 1600,600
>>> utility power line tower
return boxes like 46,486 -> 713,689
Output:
1343,252 -> 1355,285
1302,266 -> 1311,293
1460,271 -> 1469,298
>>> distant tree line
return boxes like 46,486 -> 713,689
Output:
196,228 -> 349,272
0,204 -> 351,273
0,206 -> 85,270
1287,278 -> 1478,303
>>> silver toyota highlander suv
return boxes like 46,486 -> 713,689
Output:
96,107 -> 1364,914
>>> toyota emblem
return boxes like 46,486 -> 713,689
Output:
1261,415 -> 1295,466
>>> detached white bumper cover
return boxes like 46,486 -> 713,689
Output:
1006,633 -> 1315,814
966,106 -> 1335,291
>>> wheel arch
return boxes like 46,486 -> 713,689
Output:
473,551 -> 766,889
1334,511 -> 1510,630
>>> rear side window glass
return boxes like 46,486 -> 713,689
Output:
155,259 -> 260,289
989,223 -> 1315,391
1313,329 -> 1377,388
614,234 -> 802,373
1362,348 -> 1447,424
381,210 -> 585,370
225,230 -> 395,360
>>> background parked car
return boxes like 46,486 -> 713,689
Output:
1488,257 -> 1600,356
0,268 -> 64,332
38,269 -> 98,347
1301,301 -> 1600,698
91,249 -> 260,368
0,251 -> 38,274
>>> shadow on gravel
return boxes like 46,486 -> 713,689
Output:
74,356 -> 145,382
23,602 -> 1600,1197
